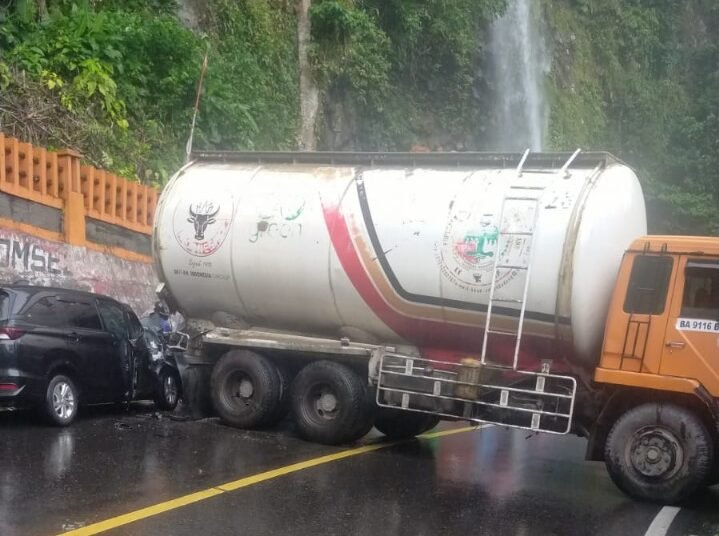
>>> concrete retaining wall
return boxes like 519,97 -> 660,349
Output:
0,134 -> 160,314
0,228 -> 157,313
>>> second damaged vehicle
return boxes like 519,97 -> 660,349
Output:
0,286 -> 181,425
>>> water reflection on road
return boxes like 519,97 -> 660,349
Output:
1,407 -> 717,536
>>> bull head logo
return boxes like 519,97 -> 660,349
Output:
187,201 -> 220,240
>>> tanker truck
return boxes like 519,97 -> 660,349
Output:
152,150 -> 719,504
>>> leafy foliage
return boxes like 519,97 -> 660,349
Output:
544,0 -> 719,234
310,0 -> 506,150
0,0 -> 298,184
0,0 -> 717,236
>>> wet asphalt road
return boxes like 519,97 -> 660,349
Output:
1,405 -> 717,536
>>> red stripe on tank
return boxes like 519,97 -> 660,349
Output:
324,204 -> 541,357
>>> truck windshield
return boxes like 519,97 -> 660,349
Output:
682,261 -> 719,321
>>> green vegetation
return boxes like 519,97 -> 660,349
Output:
310,0 -> 506,149
0,0 -> 298,183
0,0 -> 716,233
544,0 -> 719,234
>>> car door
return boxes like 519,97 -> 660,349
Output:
96,299 -> 133,400
14,293 -> 72,392
58,295 -> 123,403
660,257 -> 719,395
125,307 -> 153,398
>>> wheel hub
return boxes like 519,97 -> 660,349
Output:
313,387 -> 338,420
164,376 -> 178,405
52,382 -> 75,420
629,427 -> 683,479
318,392 -> 337,412
238,378 -> 254,399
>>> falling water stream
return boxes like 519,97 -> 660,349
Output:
487,0 -> 550,151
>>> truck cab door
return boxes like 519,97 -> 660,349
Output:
599,253 -> 676,373
660,257 -> 719,396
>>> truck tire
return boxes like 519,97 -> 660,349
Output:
268,362 -> 291,424
211,350 -> 283,429
374,408 -> 440,439
604,403 -> 713,504
291,360 -> 373,445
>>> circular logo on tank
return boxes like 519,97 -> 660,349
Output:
437,211 -> 528,293
173,191 -> 234,257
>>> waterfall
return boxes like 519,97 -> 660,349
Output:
487,0 -> 550,151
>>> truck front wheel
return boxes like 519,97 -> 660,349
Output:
604,402 -> 713,504
211,350 -> 285,429
291,360 -> 374,445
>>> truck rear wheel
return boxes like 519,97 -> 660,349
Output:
291,360 -> 374,445
211,350 -> 284,429
604,403 -> 713,504
374,408 -> 440,439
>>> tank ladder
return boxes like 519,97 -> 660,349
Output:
373,149 -> 579,435
480,151 -> 546,370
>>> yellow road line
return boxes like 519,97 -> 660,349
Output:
59,425 -> 483,536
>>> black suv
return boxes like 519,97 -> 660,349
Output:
0,286 -> 181,425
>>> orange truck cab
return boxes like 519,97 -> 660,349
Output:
587,236 -> 719,503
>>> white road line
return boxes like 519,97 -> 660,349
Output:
643,506 -> 681,536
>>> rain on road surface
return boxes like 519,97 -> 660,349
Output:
1,406 -> 717,536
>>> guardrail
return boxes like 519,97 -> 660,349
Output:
0,134 -> 158,245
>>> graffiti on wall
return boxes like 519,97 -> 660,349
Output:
0,239 -> 62,274
0,229 -> 157,314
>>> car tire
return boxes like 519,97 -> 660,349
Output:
44,375 -> 79,426
155,368 -> 181,411
374,408 -> 440,439
291,360 -> 374,445
211,350 -> 283,429
604,402 -> 714,504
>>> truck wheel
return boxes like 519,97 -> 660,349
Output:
211,350 -> 283,429
604,403 -> 713,504
374,408 -> 440,439
268,362 -> 291,424
45,375 -> 79,426
291,361 -> 373,445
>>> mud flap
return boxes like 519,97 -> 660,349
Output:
176,363 -> 213,419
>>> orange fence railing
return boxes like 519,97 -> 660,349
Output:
0,133 -> 158,236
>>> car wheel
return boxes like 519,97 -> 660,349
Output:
374,408 -> 440,439
155,368 -> 180,411
45,375 -> 79,426
291,361 -> 374,445
604,402 -> 713,504
210,350 -> 284,429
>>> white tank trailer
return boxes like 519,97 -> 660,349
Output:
153,151 -> 647,442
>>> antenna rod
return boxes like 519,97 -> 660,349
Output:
186,44 -> 210,163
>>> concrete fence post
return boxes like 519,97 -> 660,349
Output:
57,149 -> 86,246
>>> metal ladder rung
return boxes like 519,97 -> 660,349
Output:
505,196 -> 543,202
486,329 -> 519,337
481,182 -> 546,370
500,231 -> 534,237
